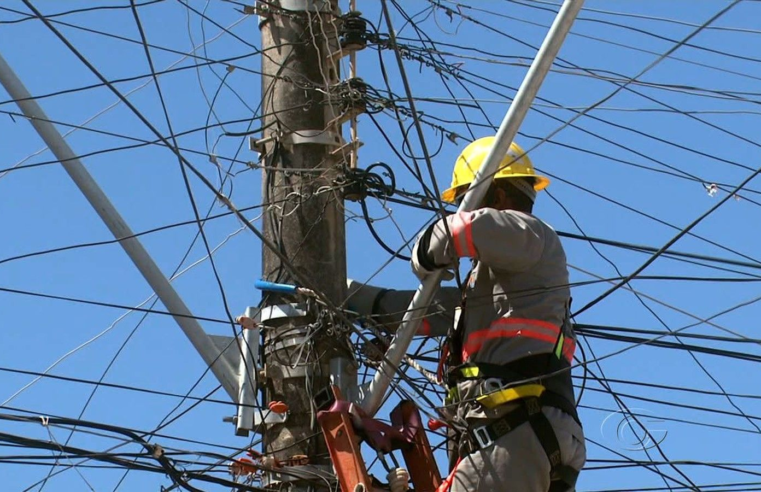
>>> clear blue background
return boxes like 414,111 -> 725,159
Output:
2,1 -> 761,490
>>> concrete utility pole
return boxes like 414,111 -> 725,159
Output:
257,0 -> 350,487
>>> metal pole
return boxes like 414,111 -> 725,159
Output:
360,0 -> 585,416
0,52 -> 240,401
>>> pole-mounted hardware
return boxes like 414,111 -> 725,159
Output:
250,129 -> 344,154
327,78 -> 368,128
234,309 -> 261,436
329,11 -> 368,64
226,300 -> 318,436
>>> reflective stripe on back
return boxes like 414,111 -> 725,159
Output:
463,317 -> 575,364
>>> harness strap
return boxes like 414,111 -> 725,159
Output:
469,396 -> 579,491
446,264 -> 477,372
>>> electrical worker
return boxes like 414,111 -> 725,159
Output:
347,136 -> 586,491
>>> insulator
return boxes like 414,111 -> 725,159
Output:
340,11 -> 368,49
387,468 -> 410,492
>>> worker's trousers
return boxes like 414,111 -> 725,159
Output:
448,406 -> 586,492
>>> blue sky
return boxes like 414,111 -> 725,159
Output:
2,1 -> 761,490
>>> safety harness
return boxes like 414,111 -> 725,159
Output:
471,394 -> 579,491
443,266 -> 581,491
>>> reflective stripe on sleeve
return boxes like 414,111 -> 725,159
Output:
447,211 -> 476,258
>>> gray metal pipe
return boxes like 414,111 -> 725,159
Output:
360,0 -> 585,416
0,52 -> 240,401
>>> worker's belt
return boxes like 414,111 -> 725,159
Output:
467,395 -> 579,491
476,382 -> 545,409
448,356 -> 580,425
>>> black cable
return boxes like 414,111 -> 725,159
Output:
574,374 -> 761,402
0,284 -> 229,323
575,323 -> 761,345
580,329 -> 761,364
349,162 -> 412,261
128,0 -> 239,335
0,2 -> 164,24
548,173 -> 761,443
0,108 -> 303,176
0,202 -> 267,267
574,151 -> 761,317
0,364 -> 239,405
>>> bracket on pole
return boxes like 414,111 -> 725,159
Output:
330,356 -> 359,403
256,303 -> 309,323
235,308 -> 261,436
225,410 -> 288,433
253,0 -> 335,22
329,43 -> 363,64
250,130 -> 344,154
279,0 -> 332,13
327,77 -> 368,128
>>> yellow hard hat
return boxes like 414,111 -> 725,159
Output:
441,136 -> 550,203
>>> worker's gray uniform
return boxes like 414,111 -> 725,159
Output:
349,208 -> 586,491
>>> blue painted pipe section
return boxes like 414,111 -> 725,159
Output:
254,279 -> 299,294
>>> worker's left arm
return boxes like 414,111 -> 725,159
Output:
413,209 -> 545,275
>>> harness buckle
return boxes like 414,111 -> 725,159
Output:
472,425 -> 494,449
482,377 -> 507,394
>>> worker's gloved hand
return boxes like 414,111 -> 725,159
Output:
411,225 -> 454,282
345,278 -> 388,315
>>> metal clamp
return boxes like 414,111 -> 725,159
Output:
265,336 -> 309,355
225,410 -> 287,434
281,129 -> 343,149
261,464 -> 335,487
256,303 -> 308,323
255,0 -> 335,25
279,0 -> 332,13
251,130 -> 344,154
235,313 -> 261,437
266,364 -> 312,379
254,410 -> 287,427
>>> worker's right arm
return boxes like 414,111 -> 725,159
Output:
346,279 -> 458,337
418,208 -> 545,274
